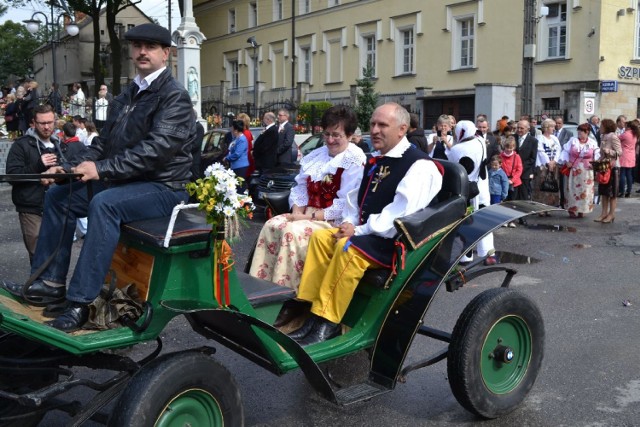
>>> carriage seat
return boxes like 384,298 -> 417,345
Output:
121,209 -> 212,248
358,160 -> 469,289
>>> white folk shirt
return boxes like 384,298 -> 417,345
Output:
342,137 -> 443,239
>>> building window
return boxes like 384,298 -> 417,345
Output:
299,47 -> 311,83
328,0 -> 340,6
228,8 -> 236,33
300,0 -> 310,14
361,34 -> 376,76
327,39 -> 342,83
249,2 -> 258,27
274,0 -> 283,21
455,17 -> 474,69
228,60 -> 239,89
545,2 -> 567,59
543,97 -> 560,111
396,28 -> 414,75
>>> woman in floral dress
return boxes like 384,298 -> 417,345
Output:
558,123 -> 598,218
249,106 -> 366,290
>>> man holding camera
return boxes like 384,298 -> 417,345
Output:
5,104 -> 62,264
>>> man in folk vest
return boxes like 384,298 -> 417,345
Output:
287,103 -> 443,346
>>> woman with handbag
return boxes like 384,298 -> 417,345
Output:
532,118 -> 562,213
558,123 -> 598,218
595,119 -> 622,223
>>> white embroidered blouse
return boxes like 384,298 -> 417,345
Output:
289,143 -> 367,221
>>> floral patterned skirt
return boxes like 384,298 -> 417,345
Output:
249,213 -> 332,290
564,164 -> 595,215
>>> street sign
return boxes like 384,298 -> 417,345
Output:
601,80 -> 618,92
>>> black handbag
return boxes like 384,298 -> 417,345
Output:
539,169 -> 559,192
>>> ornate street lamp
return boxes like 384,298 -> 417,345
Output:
24,6 -> 79,87
247,36 -> 259,120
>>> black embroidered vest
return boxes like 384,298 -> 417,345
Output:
350,147 -> 429,267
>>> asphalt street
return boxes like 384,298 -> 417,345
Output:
1,182 -> 639,426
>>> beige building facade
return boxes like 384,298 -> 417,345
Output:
194,0 -> 640,128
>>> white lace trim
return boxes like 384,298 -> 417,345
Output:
299,144 -> 366,182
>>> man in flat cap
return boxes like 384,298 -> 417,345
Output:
2,23 -> 199,332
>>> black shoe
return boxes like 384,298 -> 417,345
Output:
298,318 -> 341,346
625,193 -> 631,198
42,300 -> 72,318
288,315 -> 318,341
273,299 -> 311,328
0,279 -> 66,307
45,301 -> 89,332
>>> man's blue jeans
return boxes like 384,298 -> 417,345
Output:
31,180 -> 188,304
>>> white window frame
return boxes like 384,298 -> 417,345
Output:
274,0 -> 283,21
453,15 -> 475,69
299,0 -> 311,14
227,59 -> 239,89
228,8 -> 236,34
395,26 -> 415,75
542,1 -> 568,60
298,46 -> 312,83
248,2 -> 258,28
360,34 -> 377,77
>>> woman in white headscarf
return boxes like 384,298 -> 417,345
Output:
448,120 -> 496,265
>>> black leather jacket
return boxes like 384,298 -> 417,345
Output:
77,69 -> 196,189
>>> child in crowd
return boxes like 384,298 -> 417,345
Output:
488,155 -> 509,205
500,136 -> 523,227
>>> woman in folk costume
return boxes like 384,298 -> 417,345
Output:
531,118 -> 562,210
249,106 -> 366,290
448,120 -> 496,265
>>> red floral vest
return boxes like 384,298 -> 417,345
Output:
306,167 -> 345,209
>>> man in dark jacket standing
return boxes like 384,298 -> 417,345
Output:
406,113 -> 428,152
253,111 -> 279,171
515,120 -> 538,201
275,109 -> 296,165
5,104 -> 62,264
2,24 -> 198,332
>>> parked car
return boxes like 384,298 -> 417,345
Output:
199,129 -> 230,175
200,127 -> 266,177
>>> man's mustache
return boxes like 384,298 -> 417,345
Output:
136,56 -> 149,61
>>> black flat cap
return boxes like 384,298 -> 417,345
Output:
124,23 -> 172,47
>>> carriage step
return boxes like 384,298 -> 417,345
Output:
334,381 -> 391,405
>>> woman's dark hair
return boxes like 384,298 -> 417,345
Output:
577,123 -> 591,134
85,121 -> 97,133
627,119 -> 640,139
320,105 -> 358,136
232,120 -> 245,132
600,118 -> 616,134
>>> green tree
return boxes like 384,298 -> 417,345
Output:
354,65 -> 379,132
298,101 -> 332,129
0,20 -> 40,84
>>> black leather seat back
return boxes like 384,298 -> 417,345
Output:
432,160 -> 469,204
